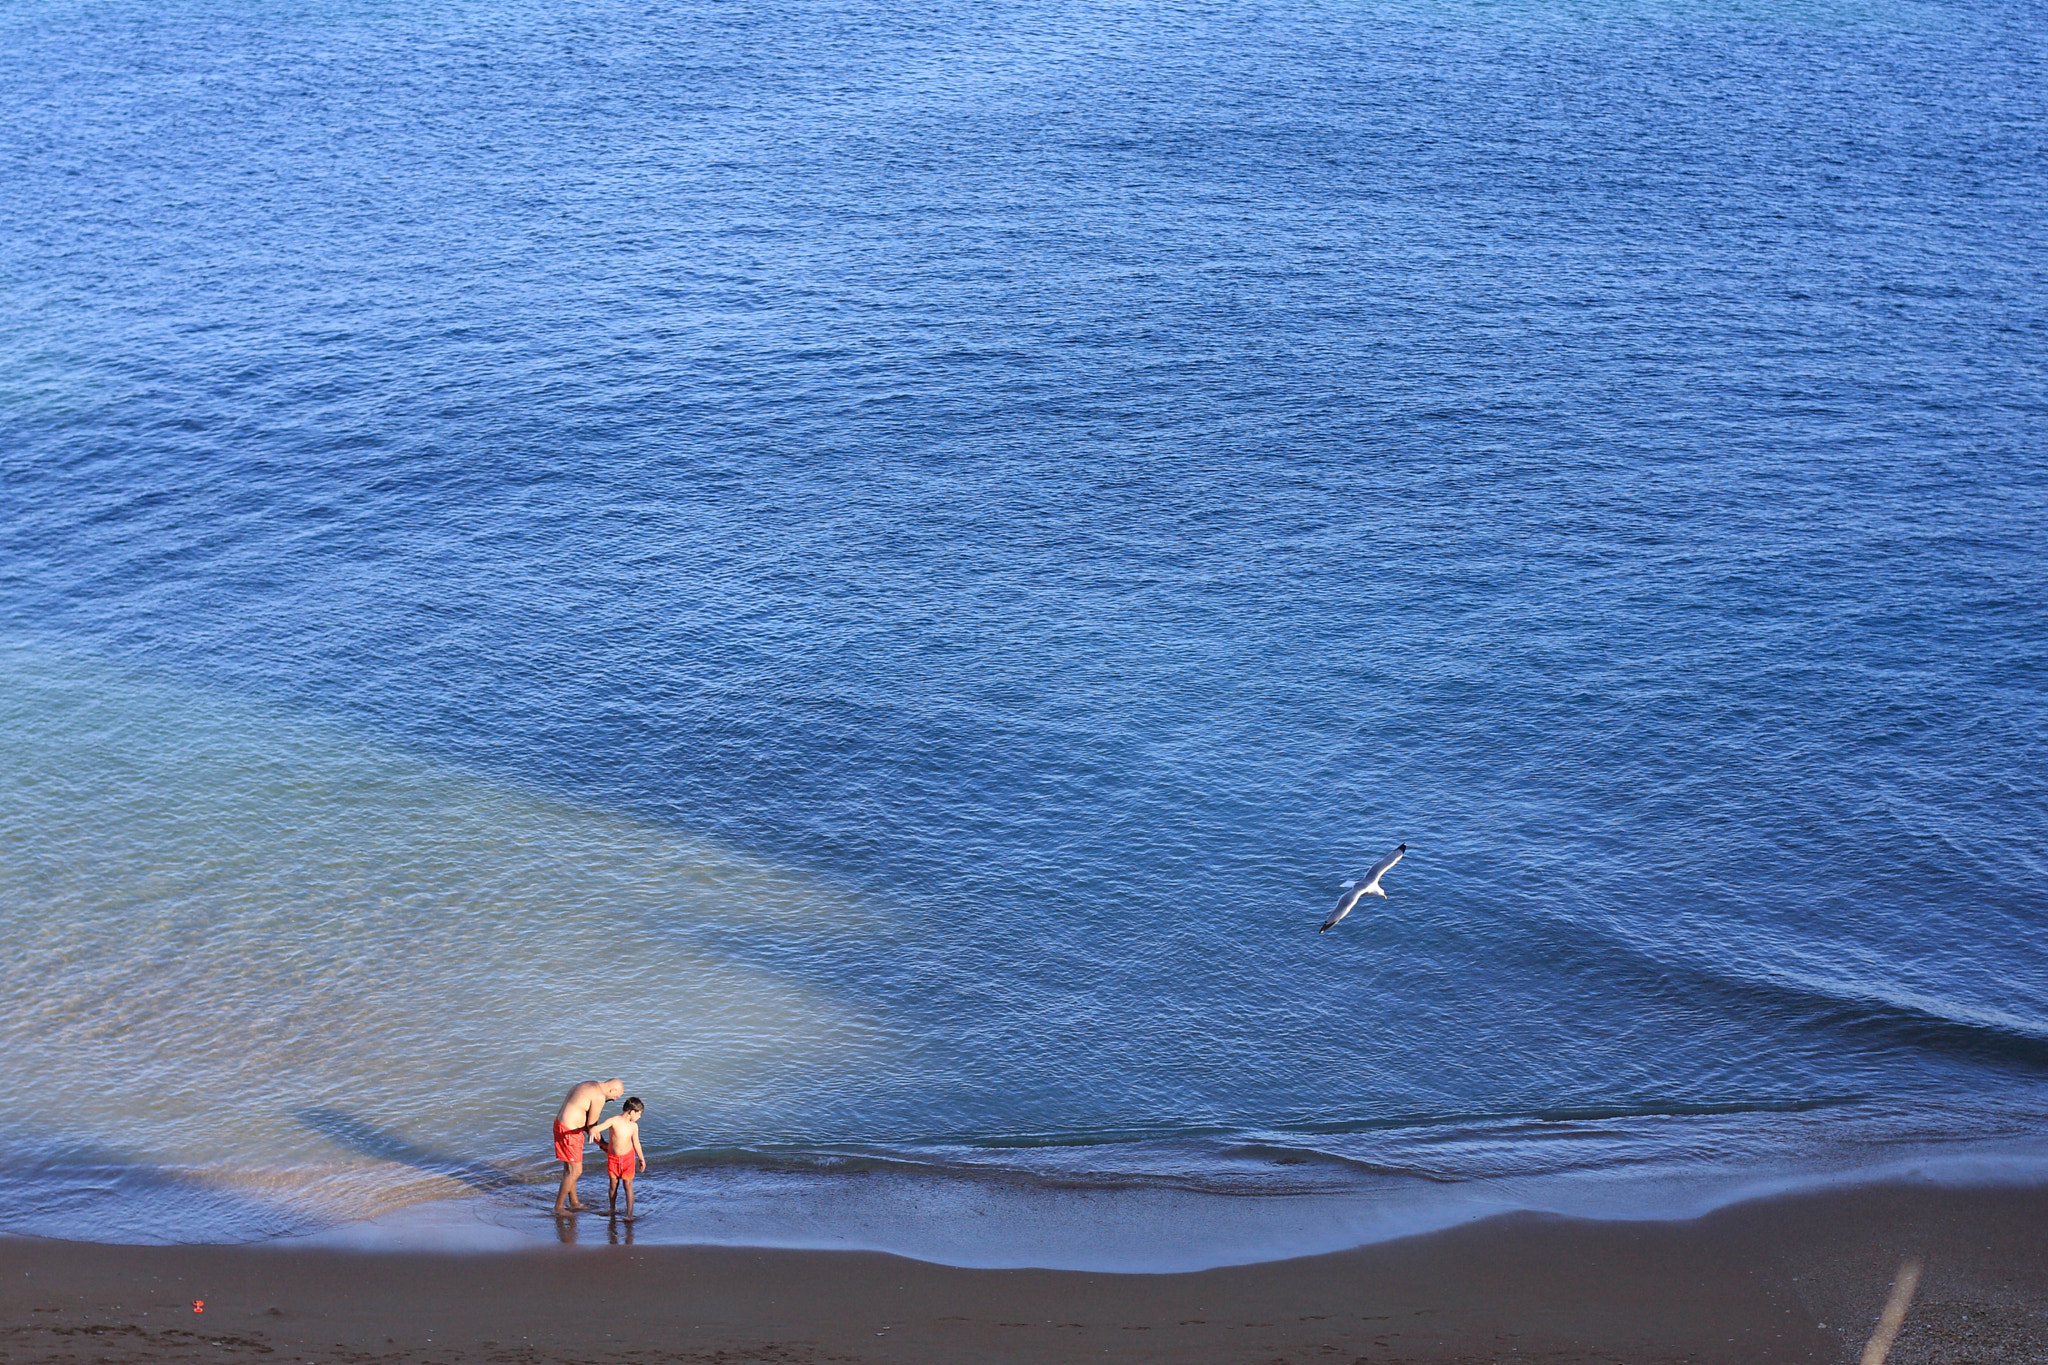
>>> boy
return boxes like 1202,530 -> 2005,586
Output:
589,1097 -> 646,1218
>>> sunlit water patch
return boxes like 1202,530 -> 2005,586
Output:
0,641 -> 888,1239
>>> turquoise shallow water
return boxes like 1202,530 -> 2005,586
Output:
2,0 -> 2045,1262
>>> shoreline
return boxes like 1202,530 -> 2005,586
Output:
18,1131 -> 2048,1270
5,1180 -> 2045,1364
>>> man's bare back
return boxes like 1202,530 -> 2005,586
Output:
558,1080 -> 620,1131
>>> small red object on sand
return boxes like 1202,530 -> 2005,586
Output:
193,1301 -> 204,1313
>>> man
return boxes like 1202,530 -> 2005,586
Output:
552,1078 -> 624,1214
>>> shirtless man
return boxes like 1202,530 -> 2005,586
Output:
552,1078 -> 624,1214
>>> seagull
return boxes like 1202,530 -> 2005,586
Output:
1319,844 -> 1406,933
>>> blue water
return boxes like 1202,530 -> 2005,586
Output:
3,0 -> 2046,1263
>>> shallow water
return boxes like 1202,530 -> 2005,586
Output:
2,0 -> 2045,1263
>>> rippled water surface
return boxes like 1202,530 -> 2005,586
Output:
2,0 -> 2045,1263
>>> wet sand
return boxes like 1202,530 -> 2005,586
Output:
4,1182 -> 2044,1364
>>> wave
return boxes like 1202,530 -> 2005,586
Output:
627,1093 -> 1873,1197
1674,958 -> 2048,1072
1515,895 -> 2048,1077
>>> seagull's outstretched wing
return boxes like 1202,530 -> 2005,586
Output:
1364,843 -> 1406,887
1319,883 -> 1370,933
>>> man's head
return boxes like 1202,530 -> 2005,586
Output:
603,1079 -> 625,1100
622,1097 -> 644,1116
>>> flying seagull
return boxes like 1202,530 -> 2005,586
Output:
1319,843 -> 1406,933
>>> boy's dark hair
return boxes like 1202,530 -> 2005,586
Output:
622,1097 -> 644,1114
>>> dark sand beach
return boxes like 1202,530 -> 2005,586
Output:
4,1182 -> 2044,1365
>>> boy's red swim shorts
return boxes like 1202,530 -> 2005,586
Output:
553,1121 -> 585,1163
607,1146 -> 636,1179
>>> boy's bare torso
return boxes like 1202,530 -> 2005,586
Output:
601,1116 -> 640,1155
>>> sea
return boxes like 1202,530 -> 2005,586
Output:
2,0 -> 2044,1270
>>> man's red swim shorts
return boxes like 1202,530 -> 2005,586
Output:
554,1121 -> 585,1164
